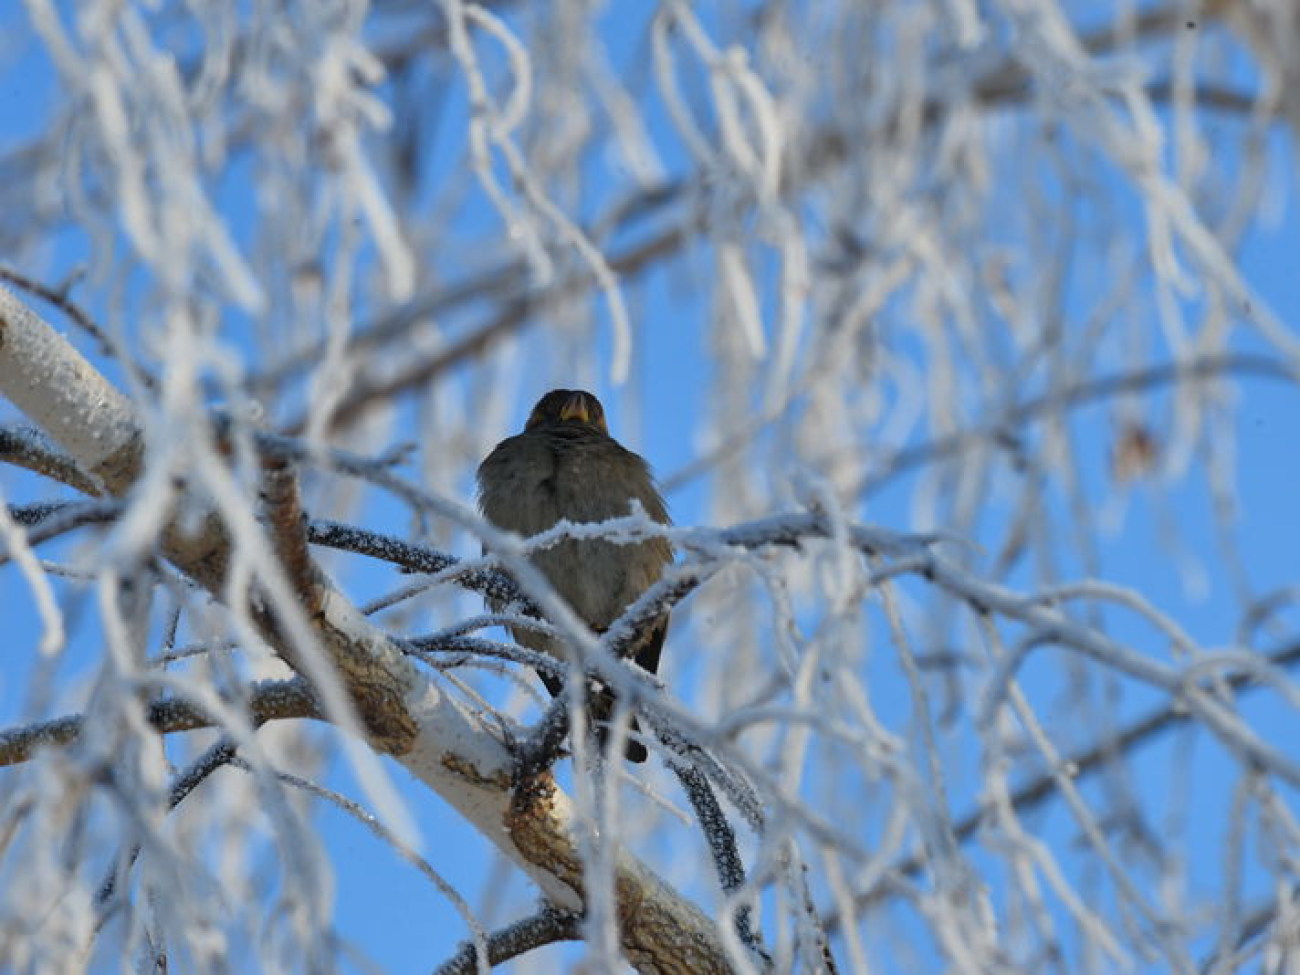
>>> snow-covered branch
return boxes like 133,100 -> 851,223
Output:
0,282 -> 745,973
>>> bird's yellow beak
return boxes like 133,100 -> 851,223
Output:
559,393 -> 590,424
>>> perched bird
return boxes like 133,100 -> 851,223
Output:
476,389 -> 673,762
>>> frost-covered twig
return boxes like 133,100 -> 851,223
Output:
307,518 -> 529,608
853,352 -> 1297,499
0,280 -> 742,974
96,735 -> 241,913
406,632 -> 567,684
233,757 -> 496,971
668,756 -> 763,955
0,425 -> 103,496
831,639 -> 1300,929
2,500 -> 121,558
434,905 -> 583,975
512,696 -> 571,783
0,678 -> 321,768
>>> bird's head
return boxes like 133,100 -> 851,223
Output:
525,389 -> 609,435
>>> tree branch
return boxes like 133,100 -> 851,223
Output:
0,425 -> 103,495
0,679 -> 321,768
848,353 -> 1297,499
0,281 -> 743,974
828,639 -> 1300,930
2,500 -> 121,560
307,519 -> 530,608
433,906 -> 583,975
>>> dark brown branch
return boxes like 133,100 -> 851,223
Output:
3,500 -> 121,559
0,679 -> 321,768
433,905 -> 583,975
260,455 -> 321,615
0,425 -> 102,495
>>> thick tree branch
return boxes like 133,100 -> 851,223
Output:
0,283 -> 421,753
260,453 -> 325,625
0,282 -> 742,974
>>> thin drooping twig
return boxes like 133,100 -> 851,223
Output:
96,736 -> 241,910
254,4 -> 1252,442
227,756 -> 497,970
667,753 -> 764,956
854,353 -> 1297,499
826,640 -> 1300,931
281,218 -> 696,437
1199,882 -> 1300,974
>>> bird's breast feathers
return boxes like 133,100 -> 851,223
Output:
476,422 -> 673,631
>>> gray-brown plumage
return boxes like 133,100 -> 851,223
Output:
477,389 -> 673,762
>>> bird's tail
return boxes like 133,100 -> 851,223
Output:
539,670 -> 648,762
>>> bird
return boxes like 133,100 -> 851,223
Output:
476,389 -> 673,762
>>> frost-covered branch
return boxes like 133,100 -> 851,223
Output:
2,500 -> 121,558
3,1 -> 1298,968
0,278 -> 744,974
0,425 -> 102,495
434,905 -> 583,975
307,518 -> 528,608
0,678 -> 320,768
